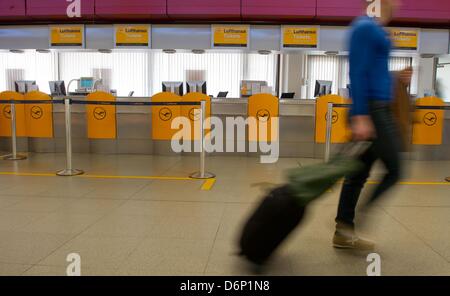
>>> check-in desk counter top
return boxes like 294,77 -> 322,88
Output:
211,98 -> 316,117
52,96 -> 151,114
52,96 -> 317,116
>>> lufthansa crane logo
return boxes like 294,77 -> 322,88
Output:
189,108 -> 201,121
256,109 -> 270,122
3,106 -> 11,119
423,112 -> 437,126
31,106 -> 43,119
159,107 -> 173,121
325,110 -> 339,124
93,107 -> 107,120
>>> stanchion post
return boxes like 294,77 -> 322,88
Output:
56,98 -> 83,176
3,102 -> 27,160
190,100 -> 215,179
324,102 -> 333,163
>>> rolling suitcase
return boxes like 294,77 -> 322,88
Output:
239,146 -> 367,265
239,185 -> 306,265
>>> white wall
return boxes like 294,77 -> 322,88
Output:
280,53 -> 305,99
416,57 -> 436,98
436,56 -> 450,102
0,50 -> 58,94
58,51 -> 278,98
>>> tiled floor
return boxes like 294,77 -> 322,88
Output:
0,152 -> 449,276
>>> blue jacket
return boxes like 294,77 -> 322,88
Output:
349,16 -> 392,116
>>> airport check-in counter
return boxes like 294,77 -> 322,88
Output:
1,97 -> 449,160
52,96 -> 156,155
211,98 -> 318,158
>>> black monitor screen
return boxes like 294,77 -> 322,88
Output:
314,80 -> 332,97
162,82 -> 184,96
281,92 -> 295,99
217,91 -> 228,98
15,81 -> 36,94
186,81 -> 207,95
49,81 -> 67,96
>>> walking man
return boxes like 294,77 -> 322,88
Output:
333,0 -> 407,250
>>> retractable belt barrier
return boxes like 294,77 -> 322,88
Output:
0,98 -> 213,179
71,100 -> 201,106
0,99 -> 201,106
332,103 -> 450,110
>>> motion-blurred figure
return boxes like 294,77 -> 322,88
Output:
333,0 -> 411,250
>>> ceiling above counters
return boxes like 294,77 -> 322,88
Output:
0,0 -> 449,26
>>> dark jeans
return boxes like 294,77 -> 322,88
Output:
336,101 -> 402,228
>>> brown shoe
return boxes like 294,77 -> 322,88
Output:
333,232 -> 375,251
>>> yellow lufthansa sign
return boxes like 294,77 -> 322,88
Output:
412,97 -> 445,145
24,91 -> 53,138
389,29 -> 419,50
212,25 -> 249,48
86,92 -> 117,139
282,26 -> 318,49
115,25 -> 150,47
315,95 -> 352,144
50,25 -> 84,47
152,92 -> 182,141
181,93 -> 211,141
0,91 -> 27,137
248,94 -> 279,142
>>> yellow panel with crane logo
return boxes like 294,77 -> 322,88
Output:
248,94 -> 279,142
152,92 -> 182,140
86,91 -> 117,139
315,95 -> 352,143
181,92 -> 211,141
0,91 -> 27,137
412,97 -> 445,145
24,91 -> 53,138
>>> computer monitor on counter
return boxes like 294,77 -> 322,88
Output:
280,92 -> 295,99
162,82 -> 184,96
49,81 -> 67,96
186,81 -> 207,94
78,77 -> 94,91
314,80 -> 332,97
217,91 -> 228,98
15,81 -> 37,94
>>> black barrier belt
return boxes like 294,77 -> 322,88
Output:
0,100 -> 65,104
70,100 -> 202,106
332,103 -> 351,108
415,106 -> 450,110
0,99 -> 202,107
332,103 -> 450,111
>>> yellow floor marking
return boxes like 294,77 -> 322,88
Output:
367,181 -> 450,186
79,174 -> 192,181
334,179 -> 450,186
1,172 -> 448,186
201,178 -> 216,191
0,172 -> 56,177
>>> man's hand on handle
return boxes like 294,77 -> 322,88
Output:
351,115 -> 376,141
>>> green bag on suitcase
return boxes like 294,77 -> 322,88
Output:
286,145 -> 368,206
